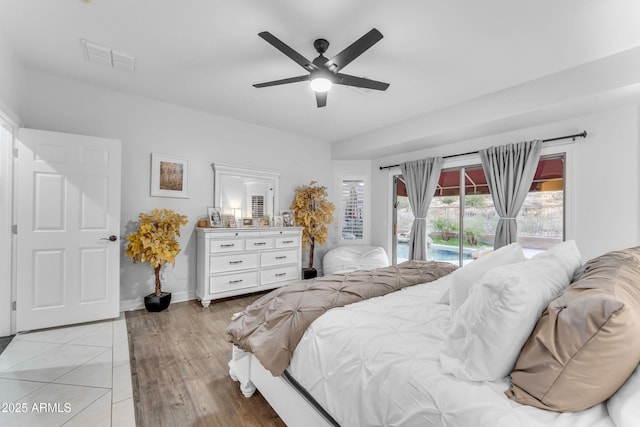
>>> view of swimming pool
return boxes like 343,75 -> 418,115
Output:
397,241 -> 545,264
397,242 -> 473,264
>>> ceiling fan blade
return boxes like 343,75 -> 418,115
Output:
258,31 -> 318,72
253,75 -> 309,88
324,28 -> 383,72
335,73 -> 390,91
315,91 -> 327,108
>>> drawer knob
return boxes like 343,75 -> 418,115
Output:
275,256 -> 287,260
229,260 -> 243,264
229,279 -> 243,284
253,242 -> 267,246
221,243 -> 235,248
282,240 -> 294,244
275,273 -> 287,277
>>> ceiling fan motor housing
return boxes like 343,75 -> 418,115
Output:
312,55 -> 330,69
314,38 -> 329,54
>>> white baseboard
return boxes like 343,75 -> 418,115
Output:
119,290 -> 196,312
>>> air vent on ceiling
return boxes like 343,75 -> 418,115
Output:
81,39 -> 135,72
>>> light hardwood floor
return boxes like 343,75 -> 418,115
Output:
126,293 -> 286,427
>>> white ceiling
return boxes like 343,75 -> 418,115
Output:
2,0 -> 640,156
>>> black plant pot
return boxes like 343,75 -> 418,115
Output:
302,268 -> 317,280
144,292 -> 172,312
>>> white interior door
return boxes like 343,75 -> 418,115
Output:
16,128 -> 121,332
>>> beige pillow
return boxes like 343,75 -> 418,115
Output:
506,247 -> 640,412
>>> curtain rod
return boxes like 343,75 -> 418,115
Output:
378,131 -> 587,170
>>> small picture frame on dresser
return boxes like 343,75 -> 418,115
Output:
281,210 -> 294,227
223,215 -> 236,228
273,215 -> 283,227
259,217 -> 270,227
207,207 -> 223,227
241,218 -> 254,227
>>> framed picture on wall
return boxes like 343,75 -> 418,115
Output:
150,153 -> 189,198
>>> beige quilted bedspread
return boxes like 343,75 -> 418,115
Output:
226,260 -> 457,376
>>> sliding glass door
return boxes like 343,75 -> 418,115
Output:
392,155 -> 565,265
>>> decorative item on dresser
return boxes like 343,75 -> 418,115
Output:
208,206 -> 223,227
196,227 -> 303,307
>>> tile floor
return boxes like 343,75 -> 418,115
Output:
0,315 -> 135,426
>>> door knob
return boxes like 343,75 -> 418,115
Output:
101,235 -> 118,242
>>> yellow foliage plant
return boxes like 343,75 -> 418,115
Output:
125,208 -> 189,296
290,181 -> 335,270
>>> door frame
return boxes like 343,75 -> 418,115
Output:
0,106 -> 20,336
386,168 -> 403,265
391,174 -> 399,264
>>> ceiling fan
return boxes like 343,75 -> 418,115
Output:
253,28 -> 390,108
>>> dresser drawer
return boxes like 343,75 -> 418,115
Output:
210,239 -> 244,253
261,249 -> 298,267
275,236 -> 300,249
210,271 -> 258,294
261,265 -> 299,285
246,237 -> 274,250
210,253 -> 258,273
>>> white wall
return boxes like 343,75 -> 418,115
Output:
19,69 -> 334,309
0,33 -> 22,118
369,106 -> 640,262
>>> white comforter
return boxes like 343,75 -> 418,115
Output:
288,280 -> 614,427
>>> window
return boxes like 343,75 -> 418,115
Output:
393,155 -> 565,264
251,195 -> 264,218
340,179 -> 365,240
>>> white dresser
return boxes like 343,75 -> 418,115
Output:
196,227 -> 303,307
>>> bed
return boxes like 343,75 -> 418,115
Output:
226,242 -> 640,427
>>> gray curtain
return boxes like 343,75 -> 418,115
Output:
480,140 -> 542,250
400,157 -> 443,260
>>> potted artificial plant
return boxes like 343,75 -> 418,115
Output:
291,181 -> 335,279
125,208 -> 189,312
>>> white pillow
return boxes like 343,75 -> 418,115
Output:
607,364 -> 640,427
440,240 -> 582,381
444,242 -> 525,313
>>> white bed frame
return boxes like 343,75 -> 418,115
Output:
228,345 -> 334,427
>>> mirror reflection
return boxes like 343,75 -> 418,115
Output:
213,163 -> 279,223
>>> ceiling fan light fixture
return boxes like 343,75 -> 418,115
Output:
310,77 -> 332,92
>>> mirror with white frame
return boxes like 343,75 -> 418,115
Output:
212,162 -> 280,224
